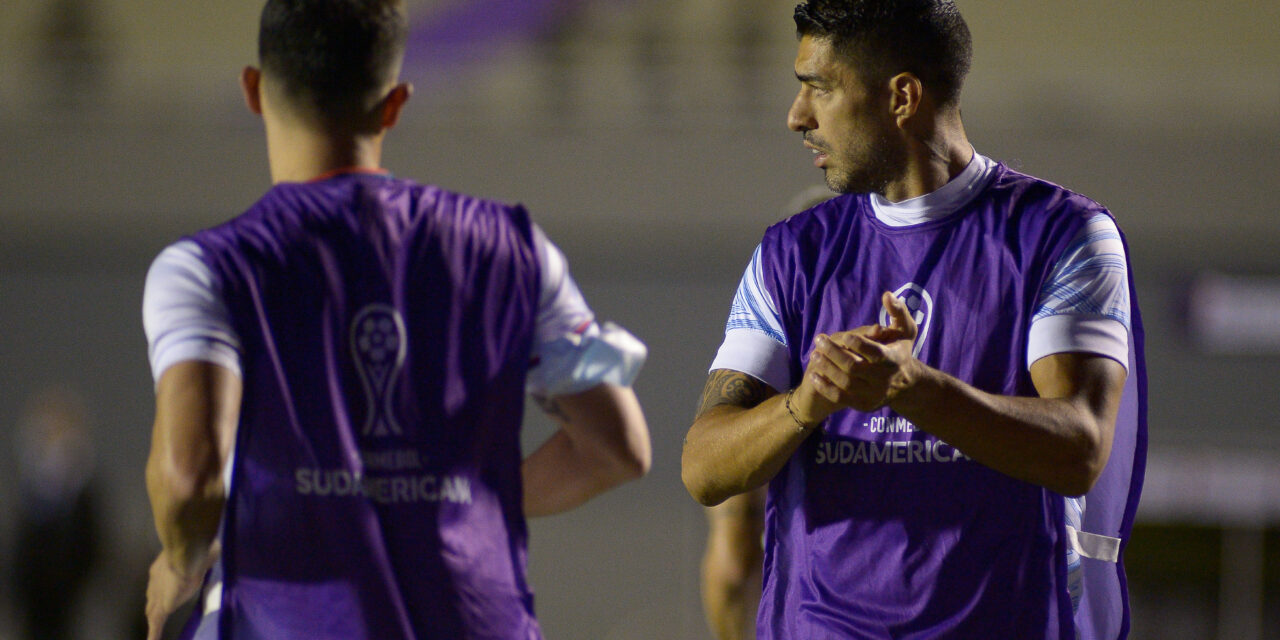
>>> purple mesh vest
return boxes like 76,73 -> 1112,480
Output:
186,174 -> 543,639
756,165 -> 1146,639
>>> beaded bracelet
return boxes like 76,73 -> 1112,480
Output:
783,389 -> 809,433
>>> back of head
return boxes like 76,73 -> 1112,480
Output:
258,0 -> 407,129
793,0 -> 972,107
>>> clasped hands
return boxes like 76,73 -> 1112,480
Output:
792,292 -> 921,424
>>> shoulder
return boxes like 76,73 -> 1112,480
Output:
407,181 -> 527,218
768,193 -> 861,233
404,183 -> 536,243
987,164 -> 1111,228
185,184 -> 302,253
761,193 -> 865,256
146,240 -> 210,287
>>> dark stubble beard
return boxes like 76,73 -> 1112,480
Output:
826,127 -> 908,196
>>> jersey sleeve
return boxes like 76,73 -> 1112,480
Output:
1027,214 -> 1131,371
525,225 -> 646,397
142,240 -> 243,384
708,245 -> 791,392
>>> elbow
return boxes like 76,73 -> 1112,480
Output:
146,451 -> 222,522
600,387 -> 651,483
680,435 -> 742,507
1059,458 -> 1106,498
687,486 -> 729,508
621,416 -> 653,480
1055,473 -> 1097,499
683,479 -> 719,508
634,445 -> 652,478
147,453 -> 193,511
1056,428 -> 1110,497
615,444 -> 651,482
681,456 -> 726,507
599,425 -> 651,486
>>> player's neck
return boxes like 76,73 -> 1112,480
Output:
882,118 -> 971,203
266,123 -> 385,184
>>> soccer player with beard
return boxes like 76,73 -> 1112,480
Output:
682,1 -> 1146,638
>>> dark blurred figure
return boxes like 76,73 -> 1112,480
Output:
39,0 -> 110,112
11,387 -> 101,640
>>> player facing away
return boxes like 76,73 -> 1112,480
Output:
681,1 -> 1146,638
142,1 -> 651,638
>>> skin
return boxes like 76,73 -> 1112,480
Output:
681,35 -> 1128,510
522,385 -> 651,517
701,487 -> 766,640
145,363 -> 239,640
787,35 -> 969,202
145,62 -> 650,638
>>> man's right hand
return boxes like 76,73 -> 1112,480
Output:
794,292 -> 921,416
146,548 -> 212,640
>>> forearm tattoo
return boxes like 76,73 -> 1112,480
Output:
696,369 -> 772,417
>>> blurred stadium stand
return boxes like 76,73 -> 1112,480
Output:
1,1 -> 1277,637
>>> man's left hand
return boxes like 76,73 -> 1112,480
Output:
824,291 -> 921,411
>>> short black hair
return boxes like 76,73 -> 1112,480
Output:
794,0 -> 972,106
258,0 -> 407,124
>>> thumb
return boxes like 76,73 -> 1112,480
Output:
881,291 -> 918,339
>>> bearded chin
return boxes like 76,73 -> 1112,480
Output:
828,132 -> 907,195
827,168 -> 889,195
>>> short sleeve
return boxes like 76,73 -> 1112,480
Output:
1027,214 -> 1131,370
142,240 -> 243,383
708,245 -> 791,392
525,226 -> 646,396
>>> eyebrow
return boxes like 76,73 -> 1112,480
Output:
796,72 -> 829,87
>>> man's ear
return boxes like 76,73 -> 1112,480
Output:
240,66 -> 264,115
888,72 -> 922,128
379,82 -> 413,130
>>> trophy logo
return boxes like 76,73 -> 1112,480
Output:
351,304 -> 407,437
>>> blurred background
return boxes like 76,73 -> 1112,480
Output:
1,0 -> 1278,638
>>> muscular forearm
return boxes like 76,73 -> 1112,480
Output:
522,428 -> 643,517
815,302 -> 1126,497
889,359 -> 1116,496
682,394 -> 817,506
522,384 -> 650,517
146,458 -> 224,577
147,361 -> 240,578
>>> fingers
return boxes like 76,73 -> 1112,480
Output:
801,296 -> 921,413
801,336 -> 848,403
804,369 -> 839,403
805,335 -> 881,405
811,335 -> 886,382
813,334 -> 863,367
804,363 -> 884,412
827,332 -> 889,364
881,291 -> 918,339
